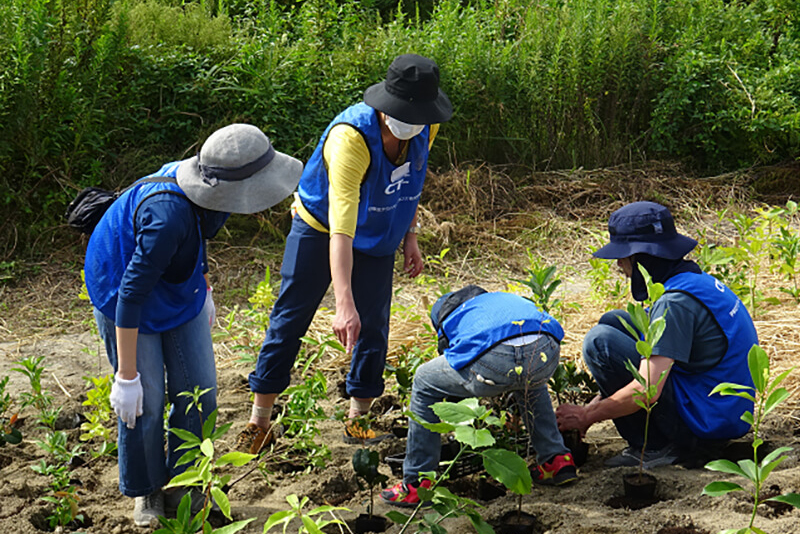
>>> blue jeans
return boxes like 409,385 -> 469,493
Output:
583,310 -> 696,451
249,217 -> 394,398
94,308 -> 217,497
403,335 -> 567,485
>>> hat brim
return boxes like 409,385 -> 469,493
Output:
176,152 -> 303,214
364,82 -> 453,124
593,234 -> 698,260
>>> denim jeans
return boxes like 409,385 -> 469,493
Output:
94,308 -> 217,497
583,310 -> 698,452
249,216 -> 394,399
403,335 -> 567,485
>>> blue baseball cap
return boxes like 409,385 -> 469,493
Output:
593,201 -> 697,260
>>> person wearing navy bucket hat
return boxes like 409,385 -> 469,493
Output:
236,54 -> 453,453
556,201 -> 759,469
83,124 -> 303,527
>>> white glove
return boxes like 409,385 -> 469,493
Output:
110,372 -> 143,430
204,286 -> 216,327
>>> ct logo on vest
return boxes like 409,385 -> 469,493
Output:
385,162 -> 411,195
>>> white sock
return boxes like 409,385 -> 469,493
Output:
349,397 -> 372,418
251,404 -> 273,427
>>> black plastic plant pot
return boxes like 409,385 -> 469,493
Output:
477,478 -> 507,501
623,472 -> 657,500
354,513 -> 388,534
496,511 -> 538,534
391,424 -> 408,438
560,429 -> 589,467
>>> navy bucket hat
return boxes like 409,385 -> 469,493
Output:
593,201 -> 698,260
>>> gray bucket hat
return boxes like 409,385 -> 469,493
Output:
593,201 -> 698,260
177,124 -> 303,214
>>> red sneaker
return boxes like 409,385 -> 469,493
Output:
532,453 -> 578,486
380,479 -> 432,508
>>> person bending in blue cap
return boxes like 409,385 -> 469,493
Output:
556,201 -> 758,468
381,285 -> 577,507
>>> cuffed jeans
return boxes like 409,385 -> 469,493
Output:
583,309 -> 698,452
249,216 -> 394,399
403,335 -> 567,485
94,307 -> 217,497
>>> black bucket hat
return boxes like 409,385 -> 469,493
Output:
593,201 -> 698,260
363,54 -> 453,125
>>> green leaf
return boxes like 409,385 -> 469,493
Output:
624,359 -> 646,386
210,422 -> 233,442
737,459 -> 757,482
766,368 -> 793,395
763,388 -> 790,417
635,340 -> 652,359
200,438 -> 214,458
748,345 -> 769,394
704,459 -> 748,477
211,487 -> 231,519
432,398 -> 480,425
702,481 -> 745,496
212,518 -> 256,534
482,448 -> 531,495
217,451 -> 256,467
202,410 -> 218,440
262,510 -> 293,533
300,516 -> 323,534
759,446 -> 792,468
741,411 -> 754,426
165,470 -> 203,488
648,316 -> 666,346
767,493 -> 800,508
455,426 -> 495,449
176,448 -> 202,467
386,510 -> 410,524
170,427 -> 201,446
466,509 -> 496,534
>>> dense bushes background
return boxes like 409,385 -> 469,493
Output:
0,0 -> 798,258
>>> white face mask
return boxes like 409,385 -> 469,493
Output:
384,115 -> 425,140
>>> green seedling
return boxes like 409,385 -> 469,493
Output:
79,373 -> 116,457
295,334 -> 345,376
618,265 -> 670,481
391,397 -> 531,534
549,360 -> 598,405
160,386 -> 257,534
263,494 -> 350,534
512,253 -> 562,315
702,345 -> 800,534
415,247 -> 452,297
352,448 -> 388,520
31,431 -> 85,529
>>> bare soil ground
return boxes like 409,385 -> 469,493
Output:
2,162 -> 800,534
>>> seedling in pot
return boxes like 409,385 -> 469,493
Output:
263,494 -> 351,534
702,344 -> 800,534
352,448 -> 389,532
617,265 -> 670,491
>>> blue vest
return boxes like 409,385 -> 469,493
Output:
85,165 -> 206,334
664,272 -> 758,439
440,293 -> 565,370
298,102 -> 430,257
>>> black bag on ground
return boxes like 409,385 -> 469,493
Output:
65,177 -> 178,235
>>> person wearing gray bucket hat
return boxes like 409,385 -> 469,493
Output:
236,54 -> 452,452
556,201 -> 758,470
83,123 -> 301,526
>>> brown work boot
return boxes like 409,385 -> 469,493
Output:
235,423 -> 276,454
343,418 -> 392,445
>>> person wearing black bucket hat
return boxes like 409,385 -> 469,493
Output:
237,54 -> 452,452
84,124 -> 302,527
556,201 -> 759,469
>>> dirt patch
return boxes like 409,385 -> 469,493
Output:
2,168 -> 800,533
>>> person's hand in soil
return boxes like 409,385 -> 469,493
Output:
556,402 -> 593,438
